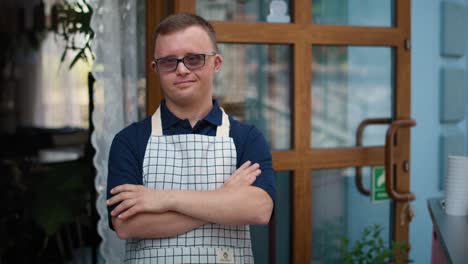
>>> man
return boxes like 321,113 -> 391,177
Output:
106,13 -> 275,263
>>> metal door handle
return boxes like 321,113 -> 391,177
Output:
385,119 -> 416,201
355,118 -> 393,195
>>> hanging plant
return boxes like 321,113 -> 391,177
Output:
51,0 -> 95,70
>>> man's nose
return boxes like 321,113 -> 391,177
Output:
175,60 -> 190,74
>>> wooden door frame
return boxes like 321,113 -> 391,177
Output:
145,0 -> 412,263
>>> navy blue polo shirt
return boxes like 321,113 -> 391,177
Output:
107,100 -> 276,229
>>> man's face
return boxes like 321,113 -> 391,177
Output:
152,25 -> 222,108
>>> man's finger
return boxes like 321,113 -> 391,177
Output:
232,161 -> 251,175
111,200 -> 128,216
107,191 -> 131,206
252,169 -> 261,177
241,160 -> 252,167
111,184 -> 138,194
107,194 -> 123,206
238,163 -> 259,177
245,163 -> 260,173
111,198 -> 135,216
236,162 -> 258,175
248,175 -> 256,184
248,169 -> 261,184
119,206 -> 138,219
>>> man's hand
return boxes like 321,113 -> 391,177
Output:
165,160 -> 270,225
107,184 -> 171,219
222,160 -> 261,189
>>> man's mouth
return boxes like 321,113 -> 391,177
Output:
173,80 -> 194,85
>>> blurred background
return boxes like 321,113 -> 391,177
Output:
1,0 -> 467,263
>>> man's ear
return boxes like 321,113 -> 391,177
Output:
151,61 -> 157,72
213,54 -> 223,72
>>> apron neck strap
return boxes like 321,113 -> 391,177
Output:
216,107 -> 230,137
151,106 -> 231,137
151,107 -> 163,136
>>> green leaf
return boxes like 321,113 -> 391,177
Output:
32,200 -> 73,236
29,161 -> 89,236
69,49 -> 84,69
53,0 -> 94,70
59,49 -> 68,65
341,224 -> 413,264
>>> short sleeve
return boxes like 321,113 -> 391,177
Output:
235,125 -> 276,203
106,124 -> 144,230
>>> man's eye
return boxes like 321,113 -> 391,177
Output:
160,58 -> 176,64
164,58 -> 177,62
186,55 -> 200,62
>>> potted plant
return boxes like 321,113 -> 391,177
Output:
341,224 -> 413,264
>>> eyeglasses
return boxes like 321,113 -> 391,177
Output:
153,52 -> 217,72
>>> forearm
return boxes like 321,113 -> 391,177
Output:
168,186 -> 273,225
107,162 -> 273,229
112,211 -> 207,240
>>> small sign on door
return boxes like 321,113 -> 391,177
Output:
372,166 -> 389,202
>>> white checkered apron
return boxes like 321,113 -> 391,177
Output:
124,107 -> 254,264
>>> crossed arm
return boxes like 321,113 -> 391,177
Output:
107,161 -> 274,240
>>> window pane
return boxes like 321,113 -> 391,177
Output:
37,34 -> 91,128
312,0 -> 395,27
311,46 -> 394,148
312,168 -> 391,263
197,0 -> 291,23
216,44 -> 292,150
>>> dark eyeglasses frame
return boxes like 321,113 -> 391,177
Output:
153,52 -> 217,72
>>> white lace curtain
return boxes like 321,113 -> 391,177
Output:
89,0 -> 142,262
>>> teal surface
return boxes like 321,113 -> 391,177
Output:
440,1 -> 466,57
439,68 -> 465,123
439,130 -> 465,189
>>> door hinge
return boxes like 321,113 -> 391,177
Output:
403,160 -> 410,172
405,39 -> 411,51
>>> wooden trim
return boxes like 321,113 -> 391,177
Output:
173,0 -> 196,13
294,43 -> 311,151
293,0 -> 311,24
212,22 -> 404,46
146,0 -> 198,116
292,169 -> 311,264
272,146 -> 390,171
145,0 -> 169,116
393,0 -> 412,255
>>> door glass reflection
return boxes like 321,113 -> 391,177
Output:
312,0 -> 395,27
311,168 -> 391,263
311,46 -> 394,148
215,44 -> 292,150
197,0 -> 292,23
251,171 -> 291,264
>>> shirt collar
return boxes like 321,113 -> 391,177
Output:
160,99 -> 222,129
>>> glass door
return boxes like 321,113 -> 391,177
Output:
311,45 -> 394,263
146,0 -> 414,263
